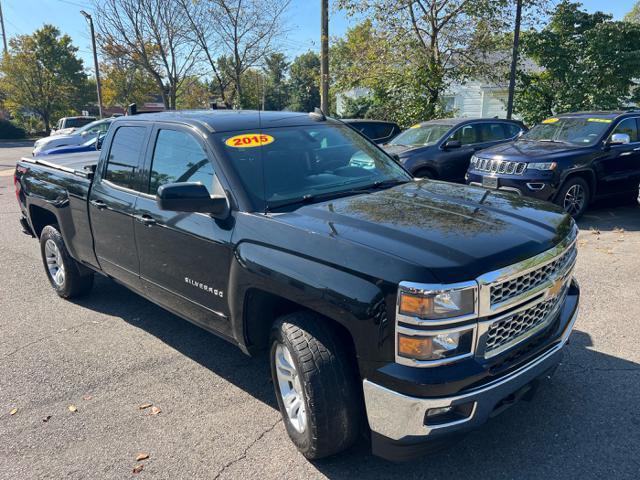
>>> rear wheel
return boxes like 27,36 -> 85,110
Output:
556,177 -> 590,219
40,225 -> 94,298
270,311 -> 360,459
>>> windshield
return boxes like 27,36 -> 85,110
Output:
213,123 -> 412,211
389,124 -> 452,147
75,119 -> 106,134
523,117 -> 612,146
64,117 -> 95,129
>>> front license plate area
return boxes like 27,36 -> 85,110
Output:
482,176 -> 498,189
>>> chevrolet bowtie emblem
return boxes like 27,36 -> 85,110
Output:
548,277 -> 564,297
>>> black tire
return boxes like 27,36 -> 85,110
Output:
40,225 -> 94,298
269,311 -> 360,460
555,177 -> 590,219
414,168 -> 434,179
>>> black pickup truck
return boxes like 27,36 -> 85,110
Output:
14,110 -> 580,461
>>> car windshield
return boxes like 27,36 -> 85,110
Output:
213,123 -> 412,211
522,117 -> 612,146
389,124 -> 452,147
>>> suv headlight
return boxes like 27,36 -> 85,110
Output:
527,162 -> 557,171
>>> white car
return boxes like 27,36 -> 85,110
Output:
50,116 -> 96,136
34,119 -> 112,155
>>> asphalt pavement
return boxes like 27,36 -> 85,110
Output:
0,142 -> 639,479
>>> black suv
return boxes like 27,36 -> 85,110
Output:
466,111 -> 640,218
383,118 -> 526,182
342,119 -> 401,144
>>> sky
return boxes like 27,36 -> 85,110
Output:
0,0 -> 636,72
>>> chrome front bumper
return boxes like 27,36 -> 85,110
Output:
363,305 -> 578,442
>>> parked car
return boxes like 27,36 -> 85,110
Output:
50,116 -> 96,136
383,118 -> 526,182
15,110 -> 579,461
466,111 -> 640,218
34,119 -> 112,156
39,133 -> 106,156
342,119 -> 401,144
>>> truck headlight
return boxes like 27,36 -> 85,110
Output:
399,286 -> 476,320
397,326 -> 475,361
527,162 -> 557,171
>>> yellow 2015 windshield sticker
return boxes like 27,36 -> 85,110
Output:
587,118 -> 612,123
225,133 -> 275,148
542,118 -> 559,124
410,124 -> 421,129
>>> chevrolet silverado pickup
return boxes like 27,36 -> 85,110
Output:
14,110 -> 580,461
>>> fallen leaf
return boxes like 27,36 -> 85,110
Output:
9,408 -> 17,416
613,227 -> 625,233
83,395 -> 93,401
136,452 -> 150,461
68,405 -> 77,413
578,240 -> 588,246
590,228 -> 601,235
42,415 -> 52,422
148,406 -> 161,416
132,464 -> 144,474
138,403 -> 153,410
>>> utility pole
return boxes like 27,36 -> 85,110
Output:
320,0 -> 329,114
80,10 -> 103,118
0,1 -> 8,55
506,0 -> 523,119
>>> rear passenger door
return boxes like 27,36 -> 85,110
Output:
89,123 -> 150,291
441,123 -> 483,182
134,124 -> 234,335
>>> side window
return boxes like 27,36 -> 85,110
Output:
611,118 -> 639,143
104,126 -> 147,190
149,129 -> 213,194
479,122 -> 509,142
450,124 -> 480,145
505,123 -> 523,138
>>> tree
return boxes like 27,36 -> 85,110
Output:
515,1 -> 640,124
0,25 -> 88,131
177,76 -> 212,109
95,0 -> 200,110
625,1 -> 640,23
100,43 -> 158,108
203,0 -> 292,108
288,52 -> 320,112
263,53 -> 290,111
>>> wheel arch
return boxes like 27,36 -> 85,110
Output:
29,205 -> 59,237
557,169 -> 596,202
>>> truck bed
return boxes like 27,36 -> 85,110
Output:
20,151 -> 99,177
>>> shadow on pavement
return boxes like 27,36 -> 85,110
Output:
72,277 -> 640,477
579,195 -> 640,232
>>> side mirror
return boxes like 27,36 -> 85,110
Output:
608,133 -> 631,146
443,139 -> 462,149
156,182 -> 228,217
391,153 -> 401,162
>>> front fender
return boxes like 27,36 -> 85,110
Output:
229,242 -> 390,360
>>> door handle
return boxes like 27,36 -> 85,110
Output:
89,199 -> 106,210
134,214 -> 157,226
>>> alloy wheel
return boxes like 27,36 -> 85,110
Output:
563,184 -> 586,216
45,239 -> 65,286
274,342 -> 307,433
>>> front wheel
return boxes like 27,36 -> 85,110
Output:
40,225 -> 94,298
270,312 -> 360,459
555,177 -> 590,219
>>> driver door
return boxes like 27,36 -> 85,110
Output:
134,124 -> 234,335
597,118 -> 640,195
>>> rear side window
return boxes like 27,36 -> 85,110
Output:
611,118 -> 639,142
450,124 -> 480,145
149,129 -> 213,194
479,122 -> 510,142
104,126 -> 147,190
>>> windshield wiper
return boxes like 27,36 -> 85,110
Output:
536,139 -> 570,144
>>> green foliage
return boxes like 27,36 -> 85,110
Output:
288,52 -> 321,113
0,25 -> 89,131
625,1 -> 640,23
0,119 -> 27,139
515,1 -> 640,124
263,53 -> 290,111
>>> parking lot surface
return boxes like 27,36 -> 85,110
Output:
1,143 -> 639,479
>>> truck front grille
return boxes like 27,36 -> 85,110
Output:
490,243 -> 577,307
484,285 -> 567,357
475,158 -> 526,175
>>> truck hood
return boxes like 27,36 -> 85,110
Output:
273,180 -> 573,284
476,140 -> 588,161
